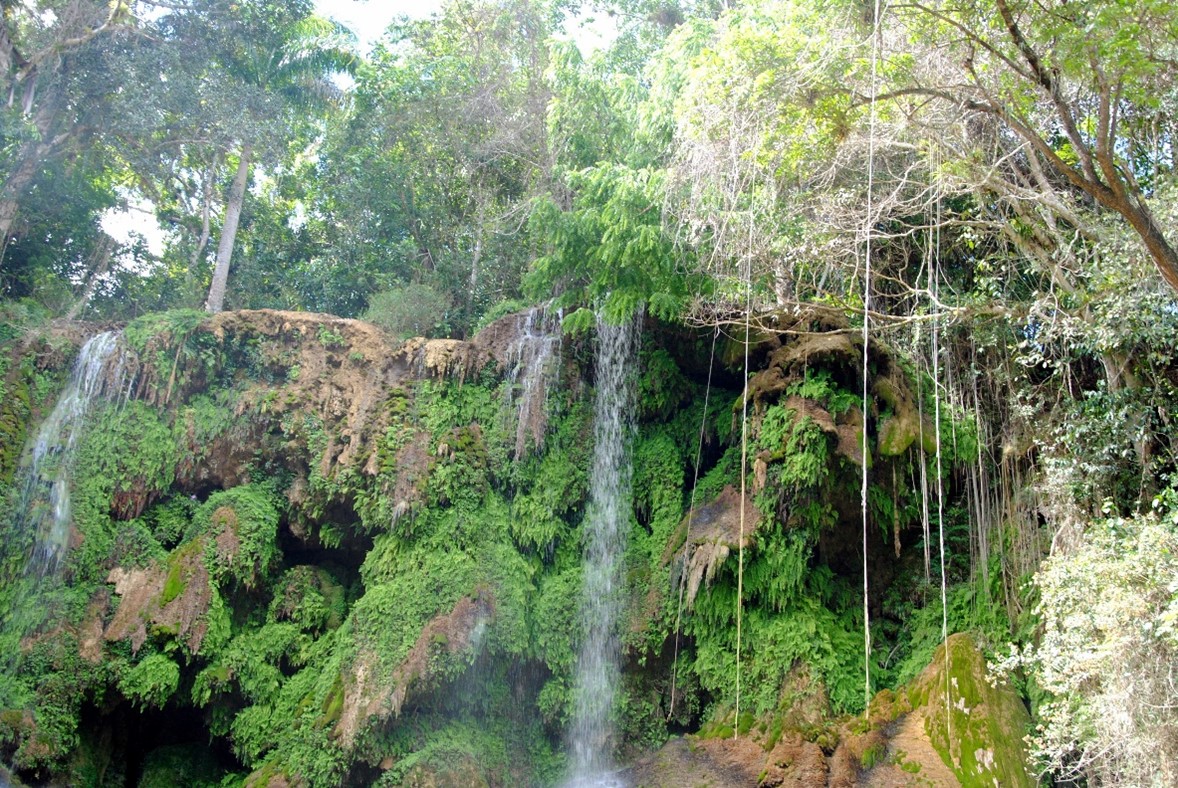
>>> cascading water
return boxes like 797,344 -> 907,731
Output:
567,311 -> 640,787
17,331 -> 125,577
503,304 -> 562,459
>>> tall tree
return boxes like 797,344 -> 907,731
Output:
184,5 -> 354,312
892,0 -> 1178,293
0,0 -> 136,255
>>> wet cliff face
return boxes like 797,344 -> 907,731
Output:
0,308 -> 1000,787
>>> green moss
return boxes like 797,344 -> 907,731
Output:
877,412 -> 918,456
861,741 -> 887,769
697,722 -> 735,740
763,718 -> 784,750
318,676 -> 344,728
910,634 -> 1034,787
160,540 -> 201,606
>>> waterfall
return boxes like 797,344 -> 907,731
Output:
503,305 -> 562,459
17,331 -> 125,576
568,312 -> 640,786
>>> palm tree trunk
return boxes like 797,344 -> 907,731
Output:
205,143 -> 251,313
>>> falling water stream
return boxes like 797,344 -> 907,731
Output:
503,304 -> 562,459
17,331 -> 125,577
567,312 -> 640,787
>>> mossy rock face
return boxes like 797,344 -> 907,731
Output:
877,410 -> 918,456
400,757 -> 491,788
873,371 -> 935,457
243,760 -> 303,788
907,633 -> 1033,787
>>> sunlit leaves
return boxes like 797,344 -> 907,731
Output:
993,491 -> 1178,783
527,163 -> 700,322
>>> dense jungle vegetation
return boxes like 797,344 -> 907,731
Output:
2,0 -> 1178,785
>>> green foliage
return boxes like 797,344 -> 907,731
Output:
787,370 -> 858,418
533,567 -> 581,678
509,417 -> 589,553
137,743 -> 226,788
741,528 -> 811,613
0,347 -> 38,484
637,347 -> 692,421
197,623 -> 303,705
119,654 -> 180,710
123,310 -> 210,354
692,446 -> 741,504
362,283 -> 453,340
756,407 -> 830,491
888,576 -> 1010,689
195,484 -> 281,590
269,566 -> 347,633
83,401 -> 179,499
62,400 -> 182,584
992,488 -> 1178,784
526,163 -> 704,322
375,719 -> 509,786
692,590 -> 865,715
144,497 -> 196,549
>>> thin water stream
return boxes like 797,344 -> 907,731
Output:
17,331 -> 126,576
503,304 -> 562,459
567,312 -> 640,786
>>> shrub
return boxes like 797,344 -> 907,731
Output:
363,283 -> 452,340
993,490 -> 1178,784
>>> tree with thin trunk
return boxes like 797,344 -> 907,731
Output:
198,9 -> 354,313
204,144 -> 251,312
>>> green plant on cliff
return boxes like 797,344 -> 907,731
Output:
363,283 -> 453,340
196,484 -> 281,591
119,654 -> 181,710
993,488 -> 1178,785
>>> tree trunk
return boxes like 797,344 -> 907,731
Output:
0,138 -> 47,244
0,92 -> 66,251
66,234 -> 115,320
204,144 -> 251,313
189,160 -> 216,271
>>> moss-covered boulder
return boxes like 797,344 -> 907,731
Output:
902,633 -> 1033,787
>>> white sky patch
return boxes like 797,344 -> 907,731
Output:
560,7 -> 620,57
101,195 -> 170,258
313,0 -> 442,53
314,0 -> 619,57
